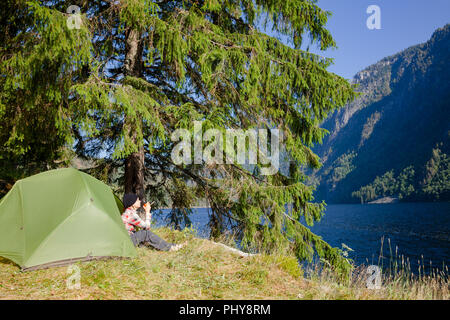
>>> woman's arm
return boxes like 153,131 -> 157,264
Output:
133,212 -> 150,229
143,202 -> 153,228
123,209 -> 151,230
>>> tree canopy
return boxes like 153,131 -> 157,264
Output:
0,0 -> 357,275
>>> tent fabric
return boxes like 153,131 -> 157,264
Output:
114,194 -> 124,215
0,168 -> 137,270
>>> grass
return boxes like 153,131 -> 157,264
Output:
301,263 -> 448,300
0,228 -> 448,300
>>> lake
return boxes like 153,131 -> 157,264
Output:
154,202 -> 450,275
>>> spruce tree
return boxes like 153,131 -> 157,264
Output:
0,0 -> 357,275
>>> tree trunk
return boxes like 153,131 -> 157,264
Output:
125,145 -> 145,200
123,28 -> 145,200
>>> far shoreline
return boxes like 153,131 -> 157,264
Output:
156,201 -> 450,210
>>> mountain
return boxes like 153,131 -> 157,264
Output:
312,24 -> 450,203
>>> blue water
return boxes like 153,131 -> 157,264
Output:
153,203 -> 450,274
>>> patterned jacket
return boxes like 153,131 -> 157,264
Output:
121,207 -> 151,234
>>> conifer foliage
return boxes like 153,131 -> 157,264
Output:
0,0 -> 356,274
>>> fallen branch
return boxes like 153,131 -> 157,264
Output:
211,241 -> 257,257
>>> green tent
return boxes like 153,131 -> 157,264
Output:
0,168 -> 137,271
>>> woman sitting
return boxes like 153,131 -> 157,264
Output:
122,193 -> 185,252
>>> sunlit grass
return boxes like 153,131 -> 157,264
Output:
0,228 -> 447,300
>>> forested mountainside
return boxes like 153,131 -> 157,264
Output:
312,24 -> 450,203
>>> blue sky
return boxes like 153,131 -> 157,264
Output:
263,0 -> 450,80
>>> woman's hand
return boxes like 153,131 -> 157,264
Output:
143,202 -> 151,213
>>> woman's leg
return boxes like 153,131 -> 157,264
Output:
130,230 -> 174,251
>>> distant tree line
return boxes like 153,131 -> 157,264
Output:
352,144 -> 450,203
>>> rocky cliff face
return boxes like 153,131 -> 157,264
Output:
312,24 -> 450,203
